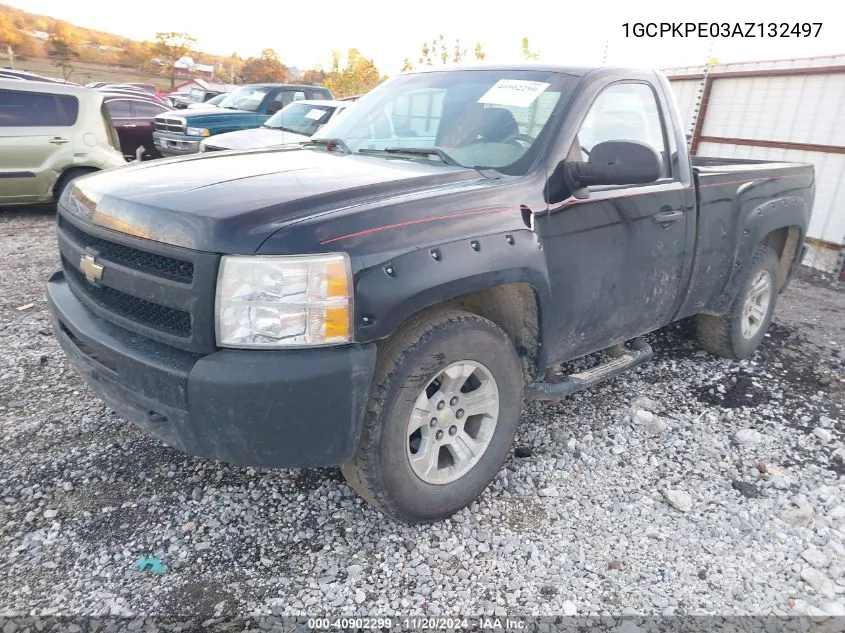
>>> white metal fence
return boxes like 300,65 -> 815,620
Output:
665,55 -> 845,277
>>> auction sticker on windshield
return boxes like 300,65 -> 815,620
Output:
477,80 -> 550,108
305,109 -> 327,120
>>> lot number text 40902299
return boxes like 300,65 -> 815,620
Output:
623,23 -> 823,38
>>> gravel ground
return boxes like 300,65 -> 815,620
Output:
1,208 -> 844,619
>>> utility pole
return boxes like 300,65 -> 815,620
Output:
7,44 -> 14,69
686,38 -> 717,149
601,40 -> 609,65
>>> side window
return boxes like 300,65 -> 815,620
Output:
306,89 -> 330,100
273,91 -> 294,107
132,101 -> 167,118
106,99 -> 133,119
0,90 -> 78,126
56,96 -> 79,125
577,82 -> 670,179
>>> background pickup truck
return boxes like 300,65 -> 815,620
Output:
153,83 -> 334,156
48,64 -> 814,524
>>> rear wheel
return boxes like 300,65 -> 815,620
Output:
341,309 -> 523,523
695,245 -> 780,359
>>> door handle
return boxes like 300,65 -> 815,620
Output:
653,208 -> 685,224
49,137 -> 70,145
123,124 -> 137,128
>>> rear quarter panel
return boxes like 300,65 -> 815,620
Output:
677,160 -> 814,317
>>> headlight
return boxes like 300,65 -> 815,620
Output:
215,253 -> 352,348
186,127 -> 210,137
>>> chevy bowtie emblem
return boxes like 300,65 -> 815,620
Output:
79,252 -> 104,284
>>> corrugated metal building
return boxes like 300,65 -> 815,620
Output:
664,55 -> 845,278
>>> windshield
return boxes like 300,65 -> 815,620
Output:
219,86 -> 272,112
264,102 -> 339,136
312,69 -> 571,174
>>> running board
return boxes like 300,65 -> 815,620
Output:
526,338 -> 654,401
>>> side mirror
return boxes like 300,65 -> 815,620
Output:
267,102 -> 283,115
567,140 -> 662,188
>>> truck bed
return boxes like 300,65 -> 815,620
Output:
679,156 -> 815,318
692,155 -> 812,172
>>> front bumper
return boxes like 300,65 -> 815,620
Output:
152,131 -> 201,156
47,271 -> 377,468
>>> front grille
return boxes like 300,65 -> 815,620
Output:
57,209 -> 219,353
63,256 -> 191,337
60,217 -> 194,282
155,117 -> 185,133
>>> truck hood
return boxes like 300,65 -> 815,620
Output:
203,127 -> 308,150
66,148 -> 482,253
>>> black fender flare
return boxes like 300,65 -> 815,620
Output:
712,194 -> 809,313
353,229 -> 552,359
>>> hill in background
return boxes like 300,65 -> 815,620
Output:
0,2 -> 245,87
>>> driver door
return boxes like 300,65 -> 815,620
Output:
537,81 -> 695,362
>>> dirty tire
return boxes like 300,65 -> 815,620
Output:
54,168 -> 96,203
340,308 -> 523,523
695,245 -> 780,359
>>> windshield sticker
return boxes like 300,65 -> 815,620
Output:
477,80 -> 551,108
305,108 -> 326,120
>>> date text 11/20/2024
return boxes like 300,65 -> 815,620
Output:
307,617 -> 528,630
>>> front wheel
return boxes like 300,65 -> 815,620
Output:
341,309 -> 524,523
695,245 -> 780,359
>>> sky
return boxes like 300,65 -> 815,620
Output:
9,0 -> 844,74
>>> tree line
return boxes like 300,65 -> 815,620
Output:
1,4 -> 544,97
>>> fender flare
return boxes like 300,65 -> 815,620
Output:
353,229 -> 552,357
712,194 -> 808,313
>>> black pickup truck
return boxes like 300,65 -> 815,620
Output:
48,64 -> 814,523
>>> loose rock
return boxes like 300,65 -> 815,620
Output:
734,429 -> 764,445
662,489 -> 693,512
633,410 -> 656,425
645,417 -> 669,435
801,567 -> 836,598
813,428 -> 833,443
801,548 -> 829,569
731,480 -> 760,499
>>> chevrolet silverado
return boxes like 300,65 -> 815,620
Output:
48,64 -> 814,523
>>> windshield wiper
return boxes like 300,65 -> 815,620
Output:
302,138 -> 351,154
359,146 -> 460,167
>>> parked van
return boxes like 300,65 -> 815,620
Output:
0,79 -> 128,206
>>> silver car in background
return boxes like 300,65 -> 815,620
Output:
199,99 -> 350,152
